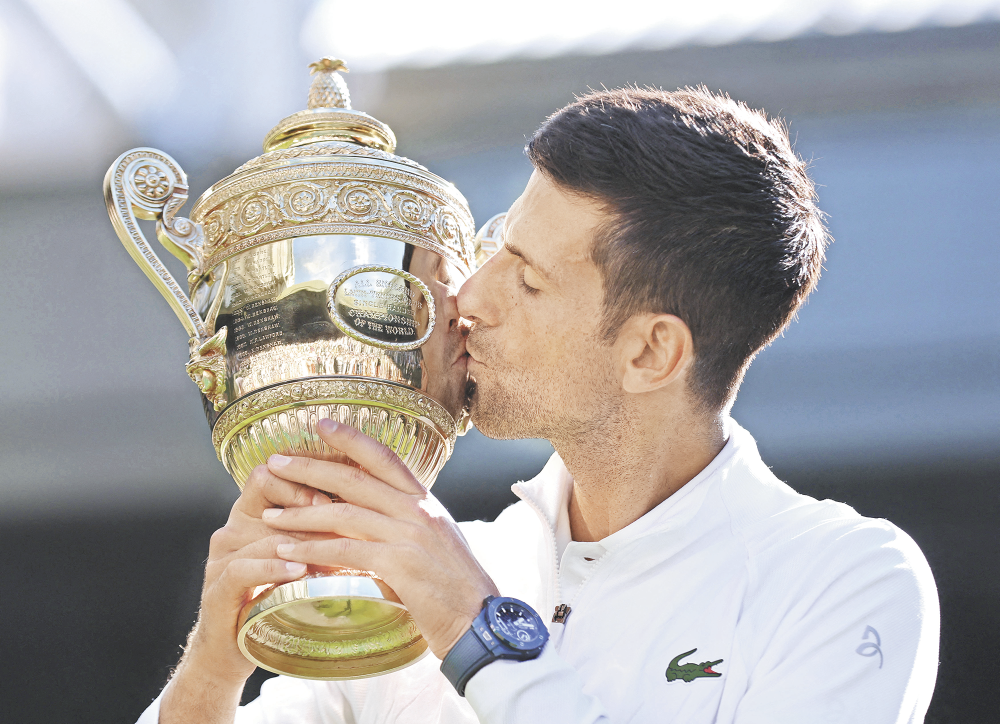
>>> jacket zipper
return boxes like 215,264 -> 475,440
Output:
515,487 -> 562,625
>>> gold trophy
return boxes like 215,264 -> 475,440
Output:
105,59 -> 494,680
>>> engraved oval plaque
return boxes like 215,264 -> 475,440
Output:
328,264 -> 435,350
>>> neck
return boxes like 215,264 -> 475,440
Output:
554,402 -> 726,542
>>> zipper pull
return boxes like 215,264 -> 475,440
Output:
552,604 -> 572,624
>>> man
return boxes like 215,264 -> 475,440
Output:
140,87 -> 938,724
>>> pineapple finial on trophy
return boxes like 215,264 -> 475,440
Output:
262,58 -> 395,152
307,57 -> 351,110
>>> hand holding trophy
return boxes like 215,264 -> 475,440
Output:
105,59 -> 499,680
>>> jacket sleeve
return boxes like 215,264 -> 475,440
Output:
465,643 -> 610,724
728,520 -> 940,724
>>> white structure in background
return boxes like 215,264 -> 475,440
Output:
303,0 -> 1000,70
2,0 -> 1000,186
0,0 -> 311,186
21,0 -> 180,124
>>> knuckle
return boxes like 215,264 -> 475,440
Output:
266,533 -> 295,550
245,465 -> 270,490
216,560 -> 243,588
289,485 -> 313,508
335,503 -> 362,524
293,539 -> 316,558
375,443 -> 398,467
209,526 -> 232,554
347,464 -> 367,486
267,557 -> 288,576
260,478 -> 282,506
340,538 -> 360,557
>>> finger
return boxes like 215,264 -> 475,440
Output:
233,533 -> 306,561
266,454 -> 419,519
209,515 -> 342,560
234,464 -> 329,517
215,556 -> 309,606
209,536 -> 310,602
209,532 -> 298,566
260,502 -> 413,543
220,533 -> 346,579
316,418 -> 425,495
274,537 -> 389,578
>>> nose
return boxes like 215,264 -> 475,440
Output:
458,256 -> 500,327
441,279 -> 463,333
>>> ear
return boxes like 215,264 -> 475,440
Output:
617,313 -> 694,395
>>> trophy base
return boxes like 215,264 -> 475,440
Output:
238,569 -> 429,680
217,377 -> 457,679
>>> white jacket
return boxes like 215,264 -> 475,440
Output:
138,420 -> 939,723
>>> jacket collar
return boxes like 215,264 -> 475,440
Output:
511,451 -> 573,535
511,417 -> 751,550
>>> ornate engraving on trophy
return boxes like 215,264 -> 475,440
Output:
245,616 -> 423,661
329,265 -> 435,350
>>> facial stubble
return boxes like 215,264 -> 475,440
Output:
467,328 -> 620,444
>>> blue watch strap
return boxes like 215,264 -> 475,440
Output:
441,625 -> 494,697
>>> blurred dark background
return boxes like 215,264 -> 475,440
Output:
1,1 -> 998,721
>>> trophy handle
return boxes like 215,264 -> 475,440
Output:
105,147 -> 230,409
474,212 -> 505,267
105,147 -> 211,339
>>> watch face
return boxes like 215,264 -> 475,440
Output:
488,598 -> 547,651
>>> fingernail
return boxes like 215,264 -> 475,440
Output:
262,508 -> 283,519
277,543 -> 296,555
318,418 -> 339,434
312,492 -> 330,505
269,454 -> 292,467
285,561 -> 306,575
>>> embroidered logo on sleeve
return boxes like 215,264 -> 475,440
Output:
856,625 -> 884,669
665,648 -> 723,682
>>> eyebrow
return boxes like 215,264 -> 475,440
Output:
504,242 -> 550,280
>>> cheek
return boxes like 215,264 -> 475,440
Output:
512,306 -> 596,367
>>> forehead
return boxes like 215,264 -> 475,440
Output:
505,171 -> 605,275
408,246 -> 441,274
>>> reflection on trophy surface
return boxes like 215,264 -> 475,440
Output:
104,58 -> 497,680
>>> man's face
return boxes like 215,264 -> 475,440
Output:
458,171 -> 620,441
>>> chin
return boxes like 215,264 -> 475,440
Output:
469,391 -> 534,441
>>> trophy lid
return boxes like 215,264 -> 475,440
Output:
188,59 -> 477,275
263,59 -> 397,153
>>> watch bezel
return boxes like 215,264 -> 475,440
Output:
485,596 -> 548,652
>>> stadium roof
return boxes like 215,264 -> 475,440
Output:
302,0 -> 1000,71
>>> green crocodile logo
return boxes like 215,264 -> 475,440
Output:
665,648 -> 723,682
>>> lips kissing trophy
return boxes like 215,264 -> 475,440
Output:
105,59 -> 500,680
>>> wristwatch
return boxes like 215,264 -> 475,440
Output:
441,595 -> 549,696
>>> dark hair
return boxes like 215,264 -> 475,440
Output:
526,86 -> 830,411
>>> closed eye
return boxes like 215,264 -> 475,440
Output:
519,270 -> 539,295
